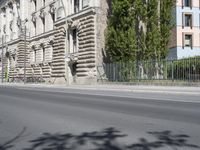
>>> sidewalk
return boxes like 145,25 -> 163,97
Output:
1,82 -> 200,96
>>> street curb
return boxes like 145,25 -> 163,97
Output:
1,83 -> 200,96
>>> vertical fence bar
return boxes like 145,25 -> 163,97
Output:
101,57 -> 199,84
189,58 -> 191,82
172,60 -> 174,82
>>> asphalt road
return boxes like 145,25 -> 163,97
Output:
0,85 -> 200,150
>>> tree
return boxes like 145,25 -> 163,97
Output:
145,0 -> 160,60
106,0 -> 137,62
106,0 -> 175,61
134,0 -> 148,60
160,0 -> 176,59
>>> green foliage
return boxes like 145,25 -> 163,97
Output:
160,0 -> 176,59
106,0 -> 137,61
168,57 -> 200,80
146,0 -> 160,60
106,0 -> 176,61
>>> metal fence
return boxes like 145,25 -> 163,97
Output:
97,58 -> 200,83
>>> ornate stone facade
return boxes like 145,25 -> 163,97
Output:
0,0 -> 110,84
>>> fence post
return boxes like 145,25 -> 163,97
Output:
113,63 -> 115,82
189,58 -> 191,82
172,60 -> 174,82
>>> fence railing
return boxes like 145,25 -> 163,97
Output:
97,58 -> 200,83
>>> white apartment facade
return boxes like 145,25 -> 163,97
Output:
0,0 -> 110,84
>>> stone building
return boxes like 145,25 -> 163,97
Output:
0,0 -> 110,84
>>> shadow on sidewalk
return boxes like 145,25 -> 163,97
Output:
1,127 -> 199,150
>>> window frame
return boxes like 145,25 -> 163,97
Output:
184,0 -> 192,8
184,13 -> 193,27
184,33 -> 193,49
182,12 -> 193,28
42,47 -> 45,62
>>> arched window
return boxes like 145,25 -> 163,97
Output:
31,46 -> 36,63
57,7 -> 64,20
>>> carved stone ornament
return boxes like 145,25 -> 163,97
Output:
31,45 -> 36,50
10,20 -> 13,31
3,25 -> 6,33
31,14 -> 37,22
1,7 -> 6,13
72,20 -> 79,28
17,17 -> 21,27
39,10 -> 45,19
48,39 -> 54,45
40,43 -> 45,48
67,19 -> 73,27
49,4 -> 56,14
8,2 -> 13,9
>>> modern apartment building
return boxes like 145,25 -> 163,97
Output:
169,0 -> 200,59
0,0 -> 110,84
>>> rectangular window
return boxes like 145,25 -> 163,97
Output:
43,0 -> 45,7
33,22 -> 36,36
184,34 -> 193,48
34,0 -> 37,11
184,0 -> 191,7
34,50 -> 37,62
52,13 -> 55,23
74,0 -> 80,13
43,48 -> 45,62
184,14 -> 192,27
42,18 -> 45,33
73,29 -> 77,53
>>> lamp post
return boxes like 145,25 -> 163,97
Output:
1,36 -> 4,83
1,35 -> 8,83
23,19 -> 28,84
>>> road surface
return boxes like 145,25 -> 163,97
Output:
0,85 -> 200,150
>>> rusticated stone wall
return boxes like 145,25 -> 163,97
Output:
51,23 -> 66,84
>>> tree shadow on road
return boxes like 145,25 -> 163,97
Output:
0,127 -> 26,150
1,127 -> 199,150
21,128 -> 199,150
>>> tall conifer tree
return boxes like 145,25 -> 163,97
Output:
106,0 -> 175,61
106,0 -> 137,61
160,0 -> 175,59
